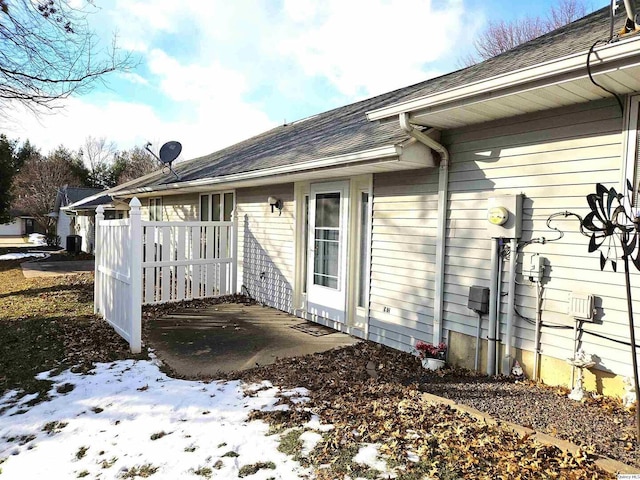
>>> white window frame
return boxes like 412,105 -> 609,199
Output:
199,191 -> 235,221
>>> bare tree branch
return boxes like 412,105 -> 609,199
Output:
463,0 -> 587,66
0,0 -> 133,112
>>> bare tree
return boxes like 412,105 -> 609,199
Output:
12,146 -> 85,234
0,0 -> 132,111
113,146 -> 159,185
80,136 -> 116,188
463,0 -> 588,65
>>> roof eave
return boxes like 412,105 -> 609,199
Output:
112,144 -> 409,197
366,34 -> 640,125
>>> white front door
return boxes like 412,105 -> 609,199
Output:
307,181 -> 349,323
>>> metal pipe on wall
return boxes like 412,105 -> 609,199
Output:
495,249 -> 503,375
533,282 -> 542,381
475,312 -> 482,371
503,237 -> 518,375
487,238 -> 499,375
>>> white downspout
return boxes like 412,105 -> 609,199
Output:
399,113 -> 449,345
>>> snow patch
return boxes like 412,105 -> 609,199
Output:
353,443 -> 387,472
299,431 -> 323,456
304,414 -> 334,432
0,360 -> 309,479
0,252 -> 48,261
28,233 -> 46,246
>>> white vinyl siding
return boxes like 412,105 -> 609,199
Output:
369,169 -> 439,352
441,98 -> 638,377
236,184 -> 295,313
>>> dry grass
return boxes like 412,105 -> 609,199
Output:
0,259 -> 145,402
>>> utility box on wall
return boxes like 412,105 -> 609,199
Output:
486,194 -> 523,239
468,285 -> 490,314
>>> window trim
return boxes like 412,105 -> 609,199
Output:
148,197 -> 163,221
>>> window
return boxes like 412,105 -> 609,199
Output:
199,192 -> 235,221
357,191 -> 370,308
149,198 -> 163,221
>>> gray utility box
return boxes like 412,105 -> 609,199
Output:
486,194 -> 523,239
66,234 -> 82,254
468,285 -> 490,314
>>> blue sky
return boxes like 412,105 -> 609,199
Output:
0,0 -> 602,161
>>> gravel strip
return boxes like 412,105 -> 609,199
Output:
419,374 -> 640,468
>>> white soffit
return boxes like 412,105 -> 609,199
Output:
366,35 -> 640,128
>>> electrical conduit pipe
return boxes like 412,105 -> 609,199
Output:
503,237 -> 518,375
487,238 -> 500,375
399,113 -> 449,345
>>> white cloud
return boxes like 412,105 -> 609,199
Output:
276,0 -> 468,97
1,0 -> 486,163
0,95 -> 273,162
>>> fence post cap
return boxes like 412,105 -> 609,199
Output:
129,197 -> 142,208
96,205 -> 105,214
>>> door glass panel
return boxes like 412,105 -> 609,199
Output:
315,193 -> 340,228
303,195 -> 309,294
358,192 -> 369,307
313,192 -> 340,289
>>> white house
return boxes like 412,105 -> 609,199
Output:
101,6 -> 640,397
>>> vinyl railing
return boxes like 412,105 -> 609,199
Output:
94,197 -> 237,352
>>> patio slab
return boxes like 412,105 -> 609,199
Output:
147,303 -> 360,376
21,260 -> 95,278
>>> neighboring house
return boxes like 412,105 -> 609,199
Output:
0,209 -> 39,237
106,7 -> 640,396
52,186 -> 104,250
63,192 -> 129,253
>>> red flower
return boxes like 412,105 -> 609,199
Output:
414,341 -> 447,359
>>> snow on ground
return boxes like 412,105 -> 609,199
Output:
0,252 -> 48,261
0,359 -> 311,479
353,443 -> 387,472
28,233 -> 46,246
299,431 -> 323,457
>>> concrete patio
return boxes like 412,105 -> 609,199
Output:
146,303 -> 359,376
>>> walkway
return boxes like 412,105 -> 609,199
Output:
147,303 -> 359,376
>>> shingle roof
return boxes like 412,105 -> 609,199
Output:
67,193 -> 114,210
117,6 -> 626,191
54,186 -> 104,212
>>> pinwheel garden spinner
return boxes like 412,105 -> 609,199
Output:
582,180 -> 640,441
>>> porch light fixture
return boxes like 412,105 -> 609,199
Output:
268,196 -> 282,215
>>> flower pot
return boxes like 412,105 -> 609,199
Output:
422,358 -> 445,371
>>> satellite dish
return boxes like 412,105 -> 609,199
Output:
159,141 -> 182,165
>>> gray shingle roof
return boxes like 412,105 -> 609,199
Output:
118,6 -> 626,192
54,186 -> 104,212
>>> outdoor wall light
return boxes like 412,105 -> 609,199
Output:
268,196 -> 283,215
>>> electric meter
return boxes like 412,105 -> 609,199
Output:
488,206 -> 509,226
486,195 -> 523,238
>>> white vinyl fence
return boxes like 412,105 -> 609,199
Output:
94,198 -> 237,352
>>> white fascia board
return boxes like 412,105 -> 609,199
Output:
366,35 -> 640,121
112,144 -> 402,197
